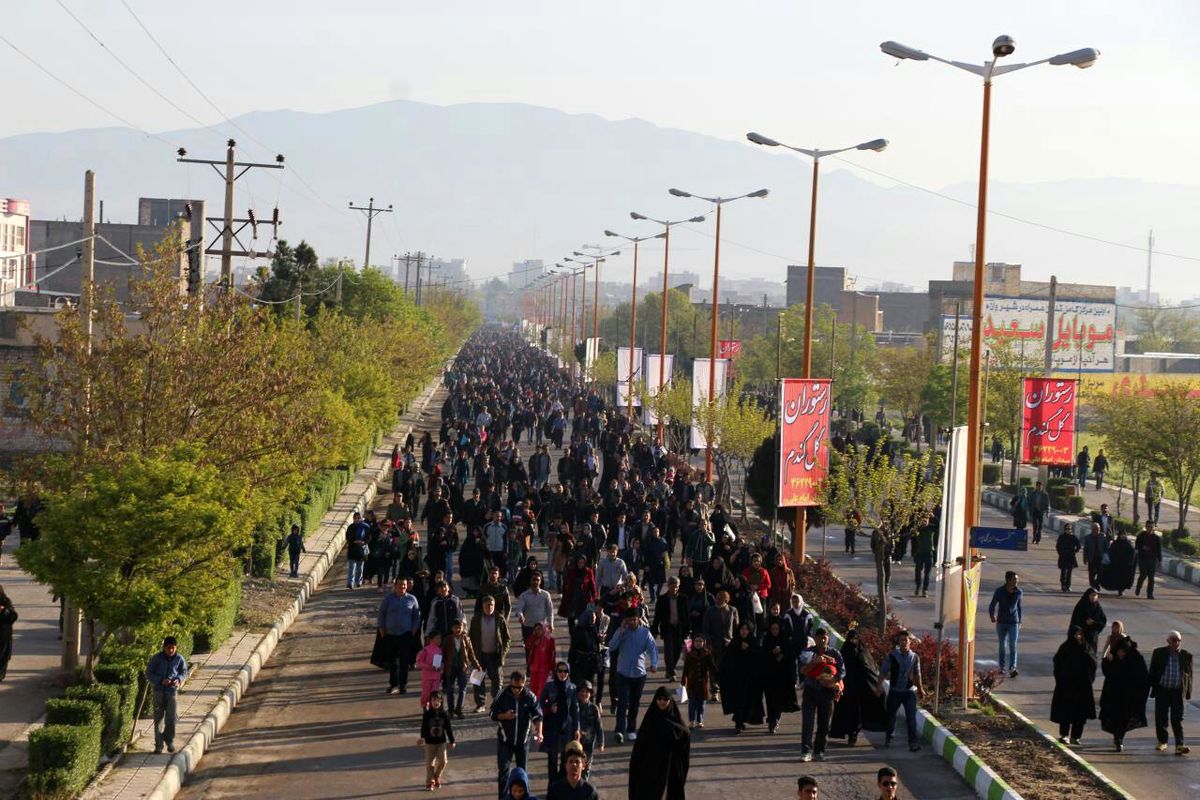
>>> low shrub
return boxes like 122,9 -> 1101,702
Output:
195,571 -> 243,652
45,698 -> 102,728
1018,476 -> 1033,487
982,463 -> 1002,485
1051,495 -> 1069,512
66,683 -> 123,755
93,662 -> 139,746
1067,495 -> 1086,514
28,722 -> 102,799
1047,476 -> 1070,489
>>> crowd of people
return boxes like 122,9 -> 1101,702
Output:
370,326 -> 916,797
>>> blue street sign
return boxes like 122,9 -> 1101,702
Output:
970,526 -> 1028,551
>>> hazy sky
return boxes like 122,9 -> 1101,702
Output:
5,0 -> 1198,190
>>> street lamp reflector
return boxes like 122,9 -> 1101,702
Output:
668,188 -> 692,198
992,35 -> 1016,58
689,216 -> 706,223
630,212 -> 647,220
746,132 -> 780,147
604,230 -> 618,237
857,138 -> 889,152
747,189 -> 770,199
880,41 -> 928,61
1049,47 -> 1100,68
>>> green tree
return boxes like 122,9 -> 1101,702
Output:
17,450 -> 250,680
704,382 -> 776,520
255,240 -> 323,315
822,443 -> 942,632
1090,389 -> 1154,523
920,361 -> 969,434
878,343 -> 937,449
1124,383 -> 1200,532
1136,307 -> 1200,353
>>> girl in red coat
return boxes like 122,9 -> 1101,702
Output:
525,622 -> 557,696
416,631 -> 445,708
558,557 -> 599,626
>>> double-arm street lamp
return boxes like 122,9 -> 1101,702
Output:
881,34 -> 1098,698
668,187 -> 769,482
747,132 -> 887,561
629,211 -> 706,444
572,249 -> 620,354
606,229 -> 667,419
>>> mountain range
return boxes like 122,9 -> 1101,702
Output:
1,99 -> 1197,298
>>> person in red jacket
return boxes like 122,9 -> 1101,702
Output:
526,622 -> 558,697
559,556 -> 599,634
742,552 -> 772,601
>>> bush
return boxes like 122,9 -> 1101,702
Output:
1166,528 -> 1199,557
981,463 -> 1002,485
1018,476 -> 1033,487
1051,495 -> 1069,512
1067,495 -> 1086,514
195,572 -> 243,652
45,698 -> 102,728
94,663 -> 139,746
28,721 -> 102,798
1047,477 -> 1070,489
65,684 -> 122,754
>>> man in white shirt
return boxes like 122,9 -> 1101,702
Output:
514,572 -> 555,646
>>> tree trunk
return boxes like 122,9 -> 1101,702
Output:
1131,465 -> 1141,526
875,541 -> 889,635
1009,432 -> 1018,486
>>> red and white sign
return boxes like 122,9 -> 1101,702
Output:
778,378 -> 832,507
1021,378 -> 1077,466
718,339 -> 741,360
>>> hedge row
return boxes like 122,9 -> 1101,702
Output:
30,700 -> 103,798
194,572 -> 243,653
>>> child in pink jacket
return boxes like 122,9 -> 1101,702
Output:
416,631 -> 445,708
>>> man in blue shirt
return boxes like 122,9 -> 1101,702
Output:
377,577 -> 422,694
145,636 -> 188,753
988,571 -> 1023,677
607,607 -> 658,743
878,629 -> 927,752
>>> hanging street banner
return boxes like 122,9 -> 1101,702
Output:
963,563 -> 982,645
642,353 -> 675,426
616,346 -> 644,407
939,297 -> 1116,372
718,339 -> 742,361
690,357 -> 730,450
938,426 -> 969,627
776,378 -> 832,507
1021,378 -> 1078,466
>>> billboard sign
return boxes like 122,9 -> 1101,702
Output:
940,297 -> 1116,372
1021,378 -> 1077,466
777,378 -> 832,507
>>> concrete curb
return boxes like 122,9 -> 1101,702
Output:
981,488 -> 1200,589
989,695 -> 1134,800
136,377 -> 443,800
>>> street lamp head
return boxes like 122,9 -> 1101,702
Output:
630,211 -> 647,221
746,131 -> 780,147
689,216 -> 706,223
668,188 -> 692,198
880,40 -> 928,61
992,35 -> 1016,58
572,251 -> 586,256
1049,47 -> 1100,68
604,230 -> 619,237
857,138 -> 889,152
747,189 -> 770,199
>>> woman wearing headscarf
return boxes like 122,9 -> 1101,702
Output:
1099,530 -> 1136,597
720,622 -> 766,733
1055,522 -> 1081,592
1010,487 -> 1029,529
1068,588 -> 1107,655
829,623 -> 887,746
0,586 -> 16,682
628,686 -> 690,800
558,556 -> 598,634
1099,635 -> 1151,752
1051,625 -> 1097,745
568,609 -> 602,703
760,619 -> 799,734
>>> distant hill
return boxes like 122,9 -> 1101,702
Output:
2,99 -> 1197,295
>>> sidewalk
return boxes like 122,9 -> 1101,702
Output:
76,376 -> 445,800
0,533 -> 65,796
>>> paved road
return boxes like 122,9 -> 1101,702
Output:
179,417 -> 977,799
818,503 -> 1200,799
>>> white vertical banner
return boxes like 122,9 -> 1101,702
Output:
585,337 -> 600,376
616,346 -> 644,407
690,357 -> 730,450
642,353 -> 675,425
937,425 -> 969,628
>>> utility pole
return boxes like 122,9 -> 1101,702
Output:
1145,229 -> 1154,305
64,170 -> 96,674
1037,276 -> 1057,486
177,140 -> 284,291
414,252 -> 425,306
403,252 -> 413,296
348,197 -> 393,279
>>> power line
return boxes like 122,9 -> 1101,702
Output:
0,33 -> 171,145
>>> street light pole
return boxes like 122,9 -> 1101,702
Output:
607,231 -> 666,420
746,131 -> 886,562
667,189 -> 769,482
881,34 -> 1098,699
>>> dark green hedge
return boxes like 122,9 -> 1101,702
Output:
981,463 -> 1002,485
66,684 -> 123,755
195,571 -> 243,652
28,720 -> 102,799
1067,495 -> 1086,514
93,662 -> 140,747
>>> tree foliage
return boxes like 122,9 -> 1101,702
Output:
878,343 -> 937,448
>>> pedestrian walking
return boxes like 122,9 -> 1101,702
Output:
1100,530 -> 1136,597
1056,523 -> 1081,592
525,622 -> 557,698
680,633 -> 717,729
1029,481 -> 1050,544
146,636 -> 188,754
797,776 -> 819,799
547,741 -> 599,800
418,690 -> 456,790
1068,588 -> 1107,655
1145,474 -> 1164,524
471,595 -> 511,711
538,661 -> 580,794
346,511 -> 369,589
0,586 -> 16,682
1148,631 -> 1192,755
628,687 -> 690,800
501,767 -> 536,800
575,681 -> 604,774
652,577 -> 688,681
442,619 -> 480,718
378,577 -> 422,695
609,607 -> 659,743
829,623 -> 886,746
762,619 -> 800,734
1051,626 -> 1097,744
417,632 -> 447,708
1093,449 -> 1109,490
1099,635 -> 1151,752
1010,487 -> 1029,530
798,627 -> 844,760
911,515 -> 936,597
988,571 -> 1023,677
1135,521 -> 1163,599
875,766 -> 902,800
1076,446 -> 1091,489
285,524 -> 306,578
491,671 -> 544,797
879,629 -> 926,752
1082,522 -> 1108,591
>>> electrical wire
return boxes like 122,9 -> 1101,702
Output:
0,33 -> 171,146
25,256 -> 79,287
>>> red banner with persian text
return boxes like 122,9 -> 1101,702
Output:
1021,378 -> 1077,466
718,339 -> 741,360
778,378 -> 832,506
